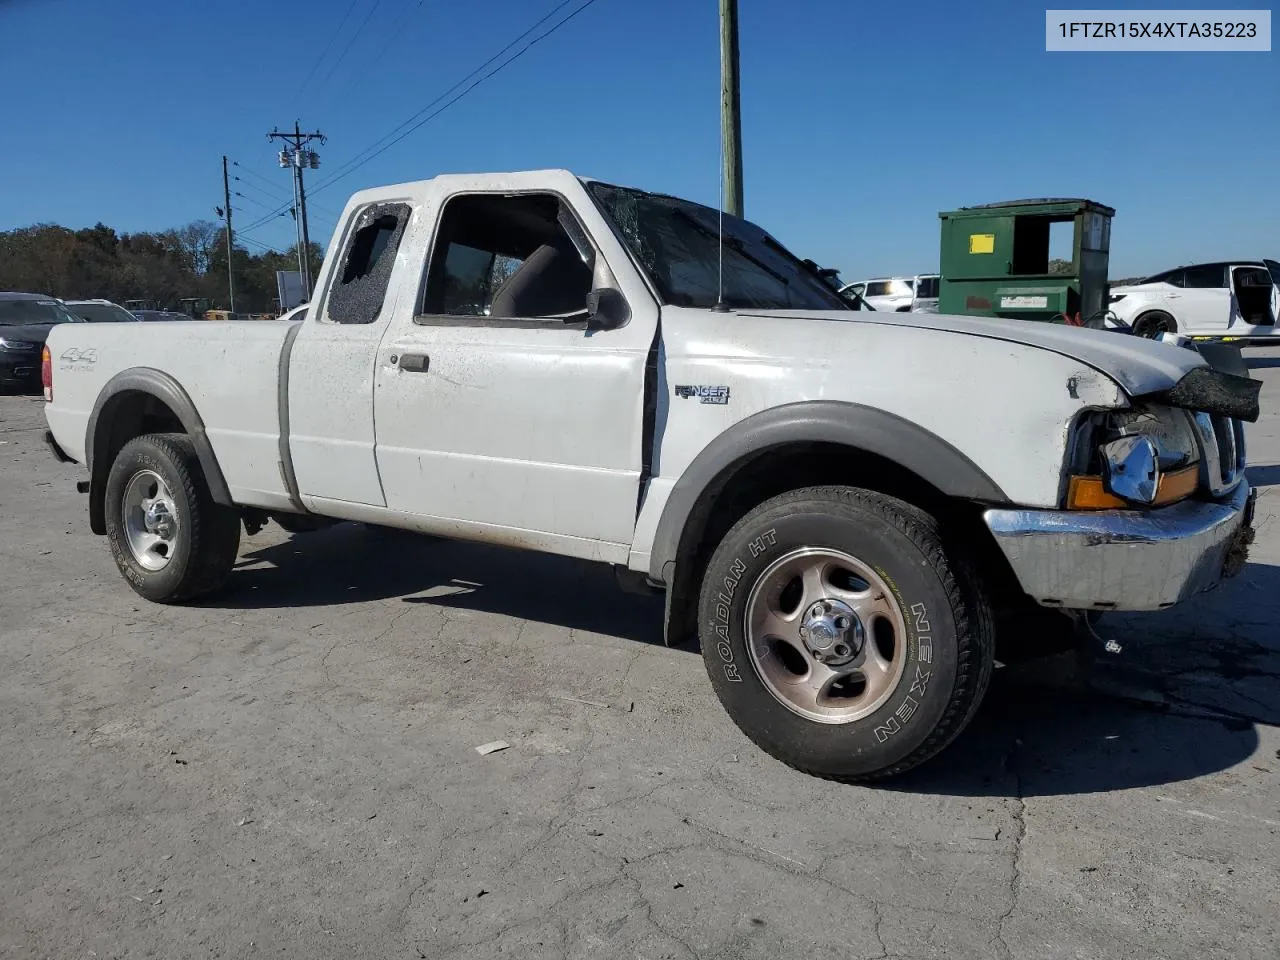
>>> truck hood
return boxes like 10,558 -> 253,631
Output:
739,309 -> 1204,396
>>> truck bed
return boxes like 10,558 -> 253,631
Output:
45,320 -> 298,510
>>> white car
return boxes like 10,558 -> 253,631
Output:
840,275 -> 939,312
41,169 -> 1258,781
1109,260 -> 1280,339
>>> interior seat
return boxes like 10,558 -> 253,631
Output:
489,244 -> 591,318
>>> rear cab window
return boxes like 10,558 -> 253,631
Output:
326,202 -> 412,325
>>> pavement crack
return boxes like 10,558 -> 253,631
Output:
868,898 -> 889,960
617,646 -> 645,698
994,737 -> 1026,960
319,635 -> 344,690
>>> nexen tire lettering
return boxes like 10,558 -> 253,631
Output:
871,591 -> 930,745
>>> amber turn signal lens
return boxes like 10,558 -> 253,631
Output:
1153,464 -> 1199,505
1066,476 -> 1128,510
1067,466 -> 1200,510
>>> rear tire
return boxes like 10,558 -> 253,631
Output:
698,486 -> 994,781
1133,310 -> 1175,339
104,433 -> 241,603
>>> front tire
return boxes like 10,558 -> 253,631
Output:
698,486 -> 994,781
104,433 -> 241,603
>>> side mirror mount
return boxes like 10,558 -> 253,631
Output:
585,287 -> 629,331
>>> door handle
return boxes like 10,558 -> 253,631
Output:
398,353 -> 429,373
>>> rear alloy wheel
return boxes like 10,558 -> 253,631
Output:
1133,311 -> 1175,339
698,486 -> 994,781
104,433 -> 241,603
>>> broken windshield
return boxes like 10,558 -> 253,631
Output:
587,182 -> 848,311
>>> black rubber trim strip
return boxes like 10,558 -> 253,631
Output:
648,399 -> 1009,582
276,321 -> 309,513
636,316 -> 662,518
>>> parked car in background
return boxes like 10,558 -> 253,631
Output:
64,299 -> 139,323
1108,260 -> 1280,339
0,292 -> 85,393
839,275 -> 938,312
131,310 -> 193,322
910,274 -> 940,313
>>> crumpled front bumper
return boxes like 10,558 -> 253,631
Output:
984,483 -> 1255,611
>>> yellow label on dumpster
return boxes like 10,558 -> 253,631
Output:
969,233 -> 996,254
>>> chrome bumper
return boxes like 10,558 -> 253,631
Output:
984,483 -> 1255,611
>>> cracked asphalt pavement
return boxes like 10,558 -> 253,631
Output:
2,348 -> 1278,959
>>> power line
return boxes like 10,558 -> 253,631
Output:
238,234 -> 286,255
233,165 -> 343,219
232,160 -> 290,194
289,0 -> 361,109
367,0 -> 426,66
309,0 -> 580,195
309,0 -> 385,105
234,177 -> 290,203
238,203 -> 294,234
310,0 -> 598,198
234,190 -> 289,215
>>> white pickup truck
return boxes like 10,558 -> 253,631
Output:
42,170 -> 1259,780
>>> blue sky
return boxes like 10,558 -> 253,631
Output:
0,0 -> 1275,277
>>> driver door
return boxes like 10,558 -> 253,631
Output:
372,186 -> 659,560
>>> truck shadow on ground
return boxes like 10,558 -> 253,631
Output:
213,525 -> 1278,796
895,561 -> 1280,797
208,522 -> 668,646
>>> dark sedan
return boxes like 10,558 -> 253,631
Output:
0,292 -> 86,394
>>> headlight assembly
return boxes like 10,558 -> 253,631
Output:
1100,435 -> 1158,503
1066,404 -> 1202,509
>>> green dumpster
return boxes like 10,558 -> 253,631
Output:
938,198 -> 1114,325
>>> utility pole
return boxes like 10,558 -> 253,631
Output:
268,121 -> 325,299
719,0 -> 744,218
220,156 -> 236,313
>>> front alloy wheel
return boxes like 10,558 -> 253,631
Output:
698,486 -> 995,781
746,547 -> 908,724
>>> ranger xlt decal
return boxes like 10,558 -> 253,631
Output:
674,385 -> 730,405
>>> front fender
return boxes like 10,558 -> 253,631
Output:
646,400 -> 1008,583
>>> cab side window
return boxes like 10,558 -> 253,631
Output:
327,202 -> 411,324
420,194 -> 595,321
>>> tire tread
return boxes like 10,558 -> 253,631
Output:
702,485 -> 994,782
106,433 -> 240,603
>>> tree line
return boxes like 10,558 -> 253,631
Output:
0,220 -> 323,314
